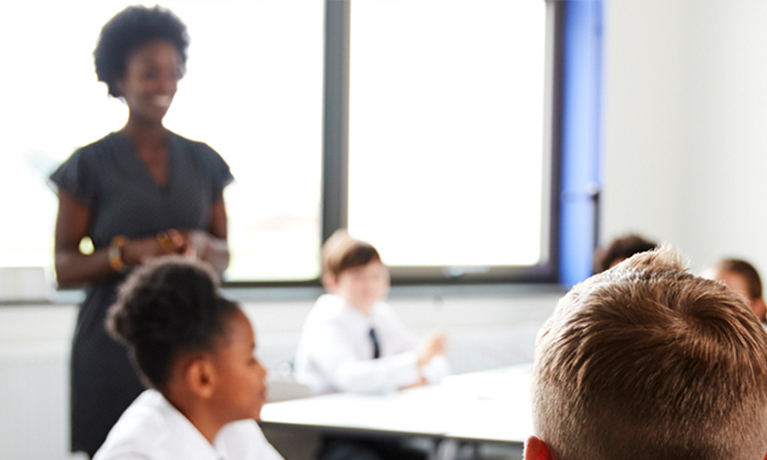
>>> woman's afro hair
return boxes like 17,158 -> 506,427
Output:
94,5 -> 189,97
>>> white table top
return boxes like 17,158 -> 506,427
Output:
259,364 -> 533,444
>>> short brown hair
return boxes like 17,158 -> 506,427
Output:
532,247 -> 767,460
712,258 -> 763,300
321,229 -> 382,278
593,233 -> 657,273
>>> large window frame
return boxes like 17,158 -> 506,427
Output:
233,0 -> 588,288
226,0 -> 606,289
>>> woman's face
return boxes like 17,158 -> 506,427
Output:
209,309 -> 268,422
117,39 -> 181,124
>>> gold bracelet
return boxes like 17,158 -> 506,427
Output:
157,231 -> 178,254
108,235 -> 127,272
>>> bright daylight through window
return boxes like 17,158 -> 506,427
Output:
348,0 -> 549,276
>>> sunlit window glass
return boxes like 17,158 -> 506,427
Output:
348,0 -> 548,268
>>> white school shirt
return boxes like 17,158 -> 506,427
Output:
93,390 -> 284,460
294,294 -> 450,395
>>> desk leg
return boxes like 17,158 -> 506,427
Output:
471,441 -> 480,460
434,439 -> 484,460
434,439 -> 459,460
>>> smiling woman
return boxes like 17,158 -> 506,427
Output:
47,5 -> 234,456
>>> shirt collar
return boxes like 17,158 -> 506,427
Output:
151,390 -> 228,460
338,297 -> 384,327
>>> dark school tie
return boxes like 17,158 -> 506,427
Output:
369,328 -> 381,359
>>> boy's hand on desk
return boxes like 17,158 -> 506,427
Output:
417,333 -> 447,367
400,376 -> 427,390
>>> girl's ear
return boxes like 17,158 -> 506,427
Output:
185,358 -> 216,399
524,436 -> 555,460
114,78 -> 125,98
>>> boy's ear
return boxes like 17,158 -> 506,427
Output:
322,273 -> 338,293
753,297 -> 767,322
524,436 -> 555,460
185,358 -> 216,399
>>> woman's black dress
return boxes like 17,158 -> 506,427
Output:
49,131 -> 233,455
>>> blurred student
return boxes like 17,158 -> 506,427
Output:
94,257 -> 283,460
295,230 -> 449,395
593,233 -> 657,273
703,258 -> 766,323
525,248 -> 767,460
294,230 -> 449,460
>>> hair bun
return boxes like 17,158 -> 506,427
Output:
107,256 -> 219,346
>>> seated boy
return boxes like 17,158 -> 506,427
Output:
703,258 -> 766,323
94,257 -> 284,460
294,230 -> 449,460
592,233 -> 657,273
525,248 -> 767,460
294,230 -> 449,395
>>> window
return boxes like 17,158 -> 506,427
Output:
1,0 -> 598,288
346,0 -> 551,282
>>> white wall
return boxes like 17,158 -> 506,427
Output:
602,0 -> 690,249
603,0 -> 767,275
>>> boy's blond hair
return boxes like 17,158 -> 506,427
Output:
532,247 -> 767,460
321,229 -> 382,278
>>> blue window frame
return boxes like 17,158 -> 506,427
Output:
557,0 -> 604,287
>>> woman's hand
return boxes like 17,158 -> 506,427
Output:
180,229 -> 229,279
53,193 -> 182,285
182,230 -> 210,260
173,199 -> 231,279
121,233 -> 184,266
54,194 -> 230,286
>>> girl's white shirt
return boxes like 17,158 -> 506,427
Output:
93,389 -> 284,460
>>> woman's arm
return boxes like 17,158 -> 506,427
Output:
53,191 -> 176,286
185,198 -> 230,279
54,190 -> 112,286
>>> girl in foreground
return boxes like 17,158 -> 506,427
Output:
94,257 -> 283,460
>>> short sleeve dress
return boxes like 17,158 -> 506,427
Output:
49,131 -> 233,456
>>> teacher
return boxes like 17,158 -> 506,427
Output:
49,5 -> 232,457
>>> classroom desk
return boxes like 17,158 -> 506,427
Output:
259,364 -> 533,447
440,365 -> 533,444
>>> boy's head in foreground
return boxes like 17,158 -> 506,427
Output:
704,258 -> 766,323
527,248 -> 767,460
106,257 -> 267,437
321,229 -> 389,311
